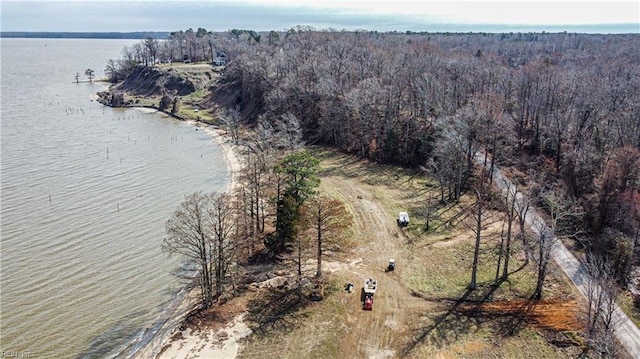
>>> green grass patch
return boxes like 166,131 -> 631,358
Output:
404,238 -> 537,301
499,328 -> 581,358
185,89 -> 206,100
128,95 -> 159,108
618,291 -> 640,329
178,107 -> 214,122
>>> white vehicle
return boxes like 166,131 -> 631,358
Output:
398,212 -> 409,227
364,277 -> 377,294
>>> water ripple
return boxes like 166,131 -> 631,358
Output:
1,38 -> 230,359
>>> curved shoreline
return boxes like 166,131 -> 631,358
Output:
130,106 -> 241,193
116,281 -> 198,359
113,106 -> 245,359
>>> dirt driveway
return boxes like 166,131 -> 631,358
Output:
317,153 -> 434,358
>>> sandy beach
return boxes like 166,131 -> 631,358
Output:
126,109 -> 249,359
155,313 -> 252,359
186,119 -> 242,194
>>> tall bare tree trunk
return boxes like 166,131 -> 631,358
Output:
502,186 -> 517,279
297,232 -> 303,303
470,190 -> 482,290
316,220 -> 322,278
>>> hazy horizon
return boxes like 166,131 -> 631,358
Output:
1,1 -> 638,34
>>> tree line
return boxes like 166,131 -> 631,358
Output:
104,27 -> 250,81
214,29 -> 639,271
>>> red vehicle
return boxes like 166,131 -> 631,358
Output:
363,277 -> 377,310
364,293 -> 374,310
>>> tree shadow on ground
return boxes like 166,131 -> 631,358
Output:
402,288 -> 476,356
403,275 -> 529,356
244,287 -> 309,336
456,294 -> 538,338
312,145 -> 419,187
401,200 -> 478,248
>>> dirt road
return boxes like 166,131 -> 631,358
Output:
319,158 -> 432,358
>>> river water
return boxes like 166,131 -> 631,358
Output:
0,38 -> 230,358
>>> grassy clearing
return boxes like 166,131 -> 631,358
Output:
313,146 -> 420,189
312,145 -> 428,224
404,327 -> 579,358
405,239 -> 538,301
233,147 -> 589,358
185,88 -> 206,100
313,144 -> 582,305
178,106 -> 215,123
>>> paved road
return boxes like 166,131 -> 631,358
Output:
478,154 -> 640,357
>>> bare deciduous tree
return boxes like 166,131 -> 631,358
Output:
469,188 -> 485,290
104,59 -> 120,83
209,192 -> 236,297
514,185 -> 532,264
496,179 -> 519,281
582,253 -> 624,358
531,220 -> 555,300
301,194 -> 352,277
532,189 -> 584,299
219,107 -> 241,144
163,191 -> 236,308
143,36 -> 159,66
433,115 -> 472,202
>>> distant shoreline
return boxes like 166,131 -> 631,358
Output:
2,26 -> 638,40
0,31 -> 171,39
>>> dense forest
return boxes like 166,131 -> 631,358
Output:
108,28 -> 640,286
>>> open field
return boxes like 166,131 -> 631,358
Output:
230,147 -> 589,359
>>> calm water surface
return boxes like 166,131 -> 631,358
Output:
1,39 -> 230,358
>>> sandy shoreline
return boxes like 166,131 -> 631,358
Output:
185,119 -> 242,194
133,108 -> 241,193
123,108 -> 248,359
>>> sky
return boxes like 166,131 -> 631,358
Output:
1,0 -> 638,33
